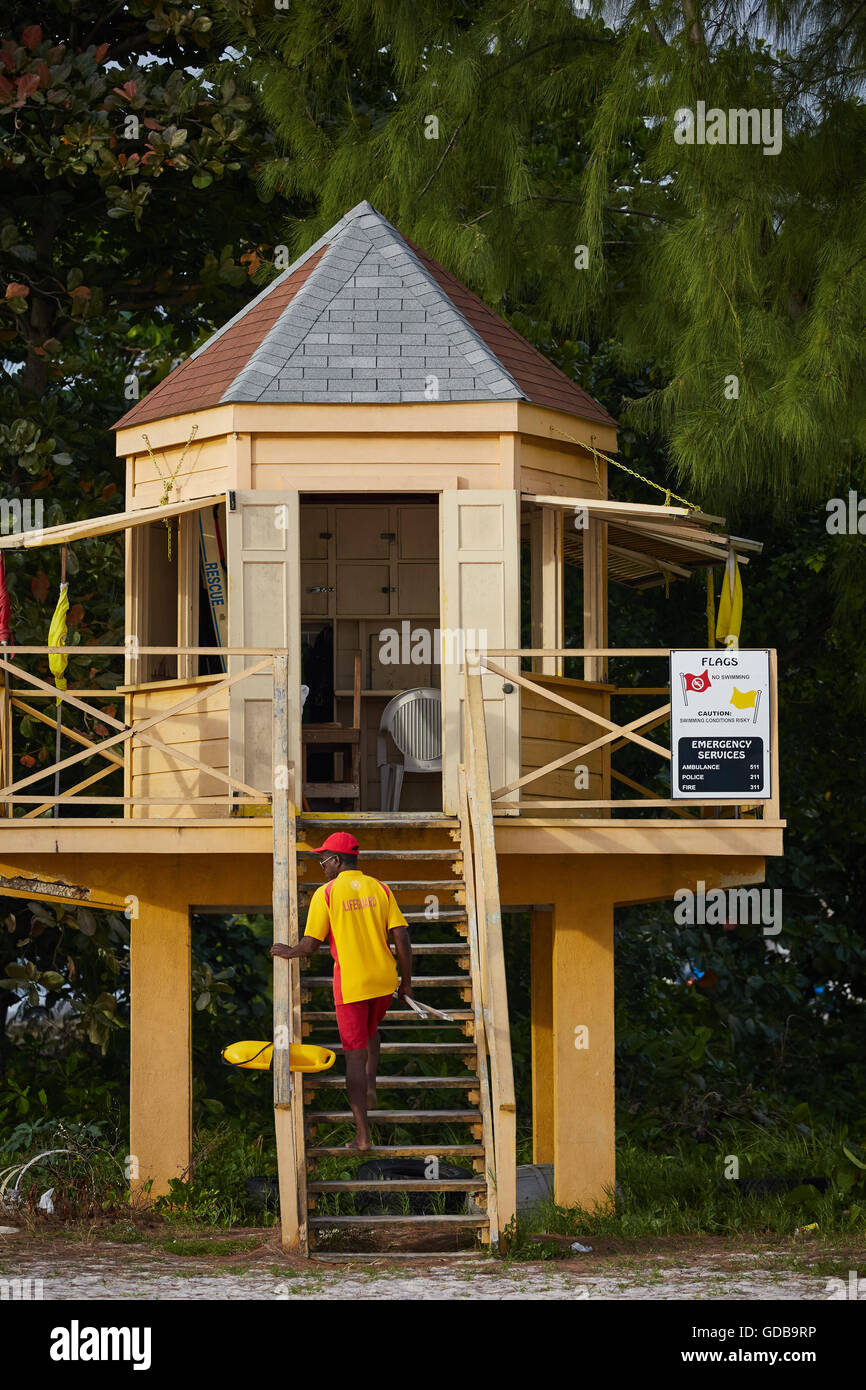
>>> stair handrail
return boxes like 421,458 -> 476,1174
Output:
463,662 -> 517,1232
272,653 -> 308,1253
457,762 -> 500,1248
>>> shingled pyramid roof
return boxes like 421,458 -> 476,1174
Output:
115,202 -> 616,430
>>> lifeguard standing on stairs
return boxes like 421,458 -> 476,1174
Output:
270,832 -> 413,1150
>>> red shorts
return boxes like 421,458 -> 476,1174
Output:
335,993 -> 392,1051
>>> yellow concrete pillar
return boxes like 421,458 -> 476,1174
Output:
552,878 -> 615,1209
129,895 -> 191,1198
530,909 -> 554,1163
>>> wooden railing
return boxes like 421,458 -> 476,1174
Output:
0,645 -> 282,819
471,647 -> 780,822
461,666 -> 517,1238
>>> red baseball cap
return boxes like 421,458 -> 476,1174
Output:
311,831 -> 359,856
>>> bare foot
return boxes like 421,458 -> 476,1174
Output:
345,1136 -> 371,1151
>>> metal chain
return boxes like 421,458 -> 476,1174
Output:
548,426 -> 699,512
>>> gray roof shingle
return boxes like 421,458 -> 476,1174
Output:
115,202 -> 616,429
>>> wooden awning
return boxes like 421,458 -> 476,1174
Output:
522,493 -> 762,589
0,495 -> 223,550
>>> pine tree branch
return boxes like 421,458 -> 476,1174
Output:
416,31 -> 615,200
461,195 -> 670,227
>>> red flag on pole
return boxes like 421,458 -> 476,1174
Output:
682,671 -> 712,693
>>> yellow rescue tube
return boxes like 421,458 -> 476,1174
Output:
221,1040 -> 335,1073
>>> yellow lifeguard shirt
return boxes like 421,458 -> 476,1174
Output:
304,871 -> 406,1005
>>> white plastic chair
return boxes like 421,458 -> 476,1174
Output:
377,688 -> 442,811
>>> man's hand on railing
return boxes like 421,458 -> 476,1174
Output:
270,938 -> 318,961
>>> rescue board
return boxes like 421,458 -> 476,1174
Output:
199,504 -> 228,670
221,1040 -> 336,1072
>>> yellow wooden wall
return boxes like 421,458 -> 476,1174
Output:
127,677 -> 229,818
519,674 -> 612,811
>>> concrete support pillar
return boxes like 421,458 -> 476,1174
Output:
552,882 -> 615,1209
129,895 -> 192,1197
530,908 -> 554,1163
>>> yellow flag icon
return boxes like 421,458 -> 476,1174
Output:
715,549 -> 743,643
730,686 -> 757,709
48,582 -> 69,693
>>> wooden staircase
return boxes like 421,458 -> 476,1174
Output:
272,666 -> 516,1256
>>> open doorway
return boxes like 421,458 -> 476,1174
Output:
300,495 -> 443,812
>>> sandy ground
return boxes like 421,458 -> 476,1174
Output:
1,1227 -> 862,1300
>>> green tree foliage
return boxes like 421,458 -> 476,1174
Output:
0,2 -> 289,1057
0,3 -> 286,598
248,1 -> 866,520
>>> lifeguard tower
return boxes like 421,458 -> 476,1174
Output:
0,202 -> 783,1253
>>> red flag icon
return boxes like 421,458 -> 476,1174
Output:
683,671 -> 712,693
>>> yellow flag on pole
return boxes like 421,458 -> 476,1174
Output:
715,549 -> 743,644
48,582 -> 69,693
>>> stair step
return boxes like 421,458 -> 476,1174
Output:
306,942 -> 469,957
304,1076 -> 477,1089
333,1043 -> 476,1054
303,976 -> 470,988
309,1214 -> 487,1227
308,1179 -> 485,1193
299,880 -> 464,895
404,910 -> 467,922
302,1010 -> 473,1022
306,1109 -> 480,1123
297,813 -> 458,826
298,849 -> 461,860
405,943 -> 470,955
307,1145 -> 484,1157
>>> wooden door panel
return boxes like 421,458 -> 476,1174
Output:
440,491 -> 520,814
395,562 -> 439,616
301,561 -> 330,616
398,505 -> 438,559
335,505 -> 391,558
300,505 -> 330,559
227,491 -> 301,803
336,562 -> 391,615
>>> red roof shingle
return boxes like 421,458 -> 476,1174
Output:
114,247 -> 329,430
408,240 -> 616,427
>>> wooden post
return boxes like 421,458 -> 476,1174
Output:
272,654 -> 306,1253
464,667 -> 517,1233
768,648 -> 780,821
551,875 -> 615,1209
582,516 -> 607,684
530,908 -> 554,1163
541,506 -> 563,677
129,895 -> 191,1198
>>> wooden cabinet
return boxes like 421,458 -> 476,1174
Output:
301,560 -> 331,616
300,505 -> 331,559
336,562 -> 391,615
300,502 -> 439,622
335,504 -> 391,559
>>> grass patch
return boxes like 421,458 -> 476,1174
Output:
503,1134 -> 865,1258
149,1234 -> 264,1258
